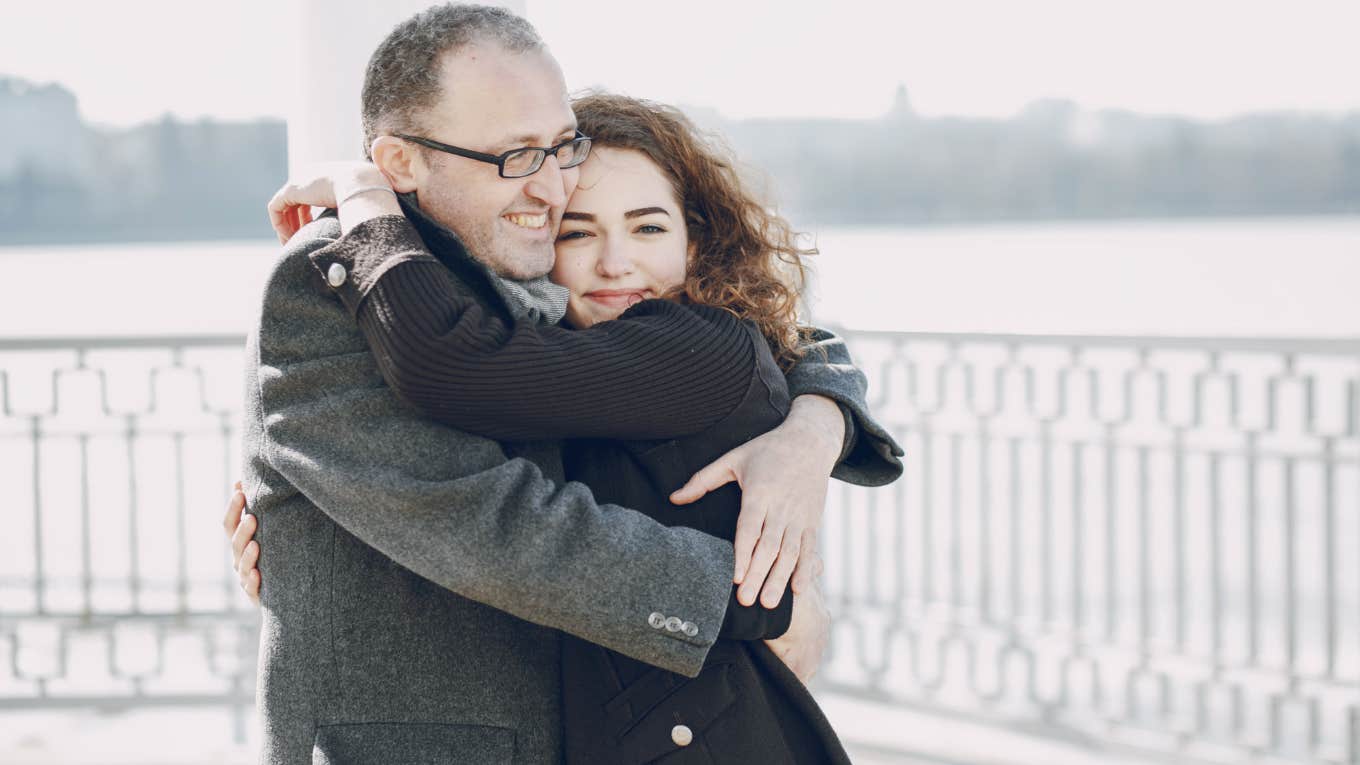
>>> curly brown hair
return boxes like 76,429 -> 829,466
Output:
571,92 -> 816,369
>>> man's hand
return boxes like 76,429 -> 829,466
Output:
671,394 -> 844,609
222,481 -> 261,605
764,552 -> 829,684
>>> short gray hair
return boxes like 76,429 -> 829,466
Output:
360,3 -> 544,158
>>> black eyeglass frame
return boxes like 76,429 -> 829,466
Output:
393,131 -> 592,178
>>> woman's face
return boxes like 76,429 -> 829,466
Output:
551,147 -> 690,328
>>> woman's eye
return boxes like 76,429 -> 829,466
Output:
557,230 -> 590,241
636,224 -> 666,234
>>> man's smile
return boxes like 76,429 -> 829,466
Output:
504,212 -> 549,229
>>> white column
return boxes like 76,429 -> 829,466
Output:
287,0 -> 527,174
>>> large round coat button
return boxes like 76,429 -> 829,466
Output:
326,262 -> 348,288
671,724 -> 693,747
664,616 -> 683,632
647,612 -> 666,629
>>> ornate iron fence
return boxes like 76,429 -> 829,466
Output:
1,332 -> 1357,763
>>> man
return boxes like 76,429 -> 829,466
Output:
235,4 -> 900,762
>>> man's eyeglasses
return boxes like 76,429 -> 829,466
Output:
393,131 -> 593,179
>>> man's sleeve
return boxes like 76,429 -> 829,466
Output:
248,229 -> 758,677
785,328 -> 905,486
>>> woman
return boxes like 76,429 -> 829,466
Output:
235,93 -> 900,762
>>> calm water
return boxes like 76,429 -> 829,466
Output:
3,215 -> 1359,339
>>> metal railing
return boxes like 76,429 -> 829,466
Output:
822,330 -> 1360,764
1,332 -> 1357,763
0,336 -> 257,741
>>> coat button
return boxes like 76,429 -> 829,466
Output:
648,612 -> 666,629
326,262 -> 348,287
664,616 -> 683,632
681,621 -> 698,637
671,724 -> 693,747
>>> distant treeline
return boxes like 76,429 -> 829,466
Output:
2,78 -> 1358,244
703,94 -> 1360,224
0,78 -> 286,244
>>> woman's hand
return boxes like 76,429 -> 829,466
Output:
222,481 -> 261,605
266,161 -> 394,243
671,395 -> 844,609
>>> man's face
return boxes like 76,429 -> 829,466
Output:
410,44 -> 578,280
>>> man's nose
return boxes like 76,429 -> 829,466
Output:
523,155 -> 567,209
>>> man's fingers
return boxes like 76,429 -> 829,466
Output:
738,525 -> 785,606
222,489 -> 245,535
239,540 -> 259,578
230,512 -> 256,569
670,457 -> 738,506
760,536 -> 802,608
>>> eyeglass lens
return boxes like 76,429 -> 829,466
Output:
502,137 -> 591,178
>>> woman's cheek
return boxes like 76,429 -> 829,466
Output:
551,247 -> 593,292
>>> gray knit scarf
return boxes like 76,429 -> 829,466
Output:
399,192 -> 569,326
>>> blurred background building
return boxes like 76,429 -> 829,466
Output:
2,1 -> 1358,763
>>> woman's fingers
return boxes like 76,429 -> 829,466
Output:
731,500 -> 767,584
790,532 -> 819,594
267,186 -> 296,243
670,455 -> 738,506
267,185 -> 321,244
738,523 -> 785,606
760,532 -> 803,608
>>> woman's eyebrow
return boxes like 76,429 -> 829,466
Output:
562,211 -> 596,221
623,207 -> 670,219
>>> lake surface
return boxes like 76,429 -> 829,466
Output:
2,215 -> 1358,338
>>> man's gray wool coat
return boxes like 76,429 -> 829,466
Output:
241,215 -> 900,763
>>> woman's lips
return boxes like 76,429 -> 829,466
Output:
583,289 -> 650,309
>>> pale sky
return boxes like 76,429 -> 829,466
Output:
3,0 -> 1357,127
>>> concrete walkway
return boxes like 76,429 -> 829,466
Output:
1,695 -> 1179,765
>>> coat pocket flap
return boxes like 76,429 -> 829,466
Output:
313,721 -> 515,764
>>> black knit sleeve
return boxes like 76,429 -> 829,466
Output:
356,258 -> 758,442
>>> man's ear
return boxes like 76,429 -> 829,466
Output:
371,136 -> 420,194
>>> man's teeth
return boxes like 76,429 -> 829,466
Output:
505,213 -> 548,228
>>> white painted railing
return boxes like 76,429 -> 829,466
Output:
1,332 -> 1357,763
